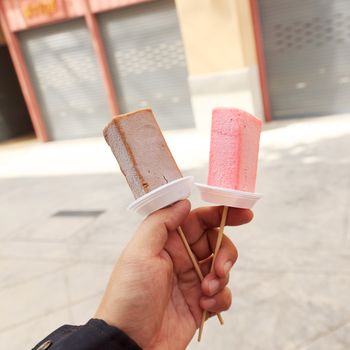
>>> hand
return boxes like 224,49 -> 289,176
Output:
95,200 -> 253,349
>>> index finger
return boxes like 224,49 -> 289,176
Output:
181,206 -> 253,245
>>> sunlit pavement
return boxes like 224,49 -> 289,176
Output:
1,114 -> 350,349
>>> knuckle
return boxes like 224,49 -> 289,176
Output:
219,274 -> 230,289
232,244 -> 238,263
222,288 -> 232,310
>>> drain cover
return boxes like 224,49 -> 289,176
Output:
52,210 -> 105,218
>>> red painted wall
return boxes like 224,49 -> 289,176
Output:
249,0 -> 271,122
3,0 -> 152,32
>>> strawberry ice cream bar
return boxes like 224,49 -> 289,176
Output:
103,108 -> 182,199
208,108 -> 262,192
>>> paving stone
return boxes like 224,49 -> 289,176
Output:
0,308 -> 71,350
0,258 -> 67,290
0,271 -> 68,331
11,216 -> 95,242
301,322 -> 350,350
70,294 -> 103,325
64,263 -> 112,303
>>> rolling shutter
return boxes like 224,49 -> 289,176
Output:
98,0 -> 194,130
19,19 -> 110,140
258,0 -> 350,119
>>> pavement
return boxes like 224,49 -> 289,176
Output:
0,114 -> 350,350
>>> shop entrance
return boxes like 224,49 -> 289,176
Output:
0,44 -> 33,142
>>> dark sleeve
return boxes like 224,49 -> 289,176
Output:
32,318 -> 142,350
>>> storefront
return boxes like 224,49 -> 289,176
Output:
3,0 -> 346,142
0,0 -> 194,141
251,0 -> 350,120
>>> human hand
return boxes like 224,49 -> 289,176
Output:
95,200 -> 253,349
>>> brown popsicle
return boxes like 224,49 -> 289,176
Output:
103,108 -> 224,333
103,108 -> 182,199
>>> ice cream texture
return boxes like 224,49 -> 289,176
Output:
208,107 -> 262,192
103,108 -> 182,199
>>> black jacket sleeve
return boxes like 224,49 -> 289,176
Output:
32,318 -> 142,350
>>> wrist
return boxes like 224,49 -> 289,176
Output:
95,307 -> 141,347
88,319 -> 142,349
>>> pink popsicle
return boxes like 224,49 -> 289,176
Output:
207,107 -> 262,192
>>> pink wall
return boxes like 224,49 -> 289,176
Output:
3,0 -> 152,32
89,0 -> 152,13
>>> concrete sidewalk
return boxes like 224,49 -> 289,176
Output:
0,115 -> 350,349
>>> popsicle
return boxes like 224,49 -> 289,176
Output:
103,108 -> 182,199
208,107 -> 261,192
103,108 -> 224,328
198,107 -> 262,341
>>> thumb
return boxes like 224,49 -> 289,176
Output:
129,199 -> 191,257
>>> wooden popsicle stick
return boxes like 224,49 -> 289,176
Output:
177,226 -> 203,280
176,227 -> 224,327
197,206 -> 228,341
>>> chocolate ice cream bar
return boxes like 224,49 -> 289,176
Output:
103,108 -> 182,199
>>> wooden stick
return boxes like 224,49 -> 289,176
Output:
176,227 -> 224,328
177,226 -> 203,279
197,206 -> 228,341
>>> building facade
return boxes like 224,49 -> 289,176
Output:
1,0 -> 349,141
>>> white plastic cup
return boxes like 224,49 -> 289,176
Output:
128,176 -> 194,217
195,183 -> 262,209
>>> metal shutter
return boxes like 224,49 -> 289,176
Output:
18,19 -> 110,140
98,0 -> 194,130
258,0 -> 350,119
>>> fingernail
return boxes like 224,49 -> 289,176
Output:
224,261 -> 233,274
203,298 -> 216,309
208,279 -> 220,295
